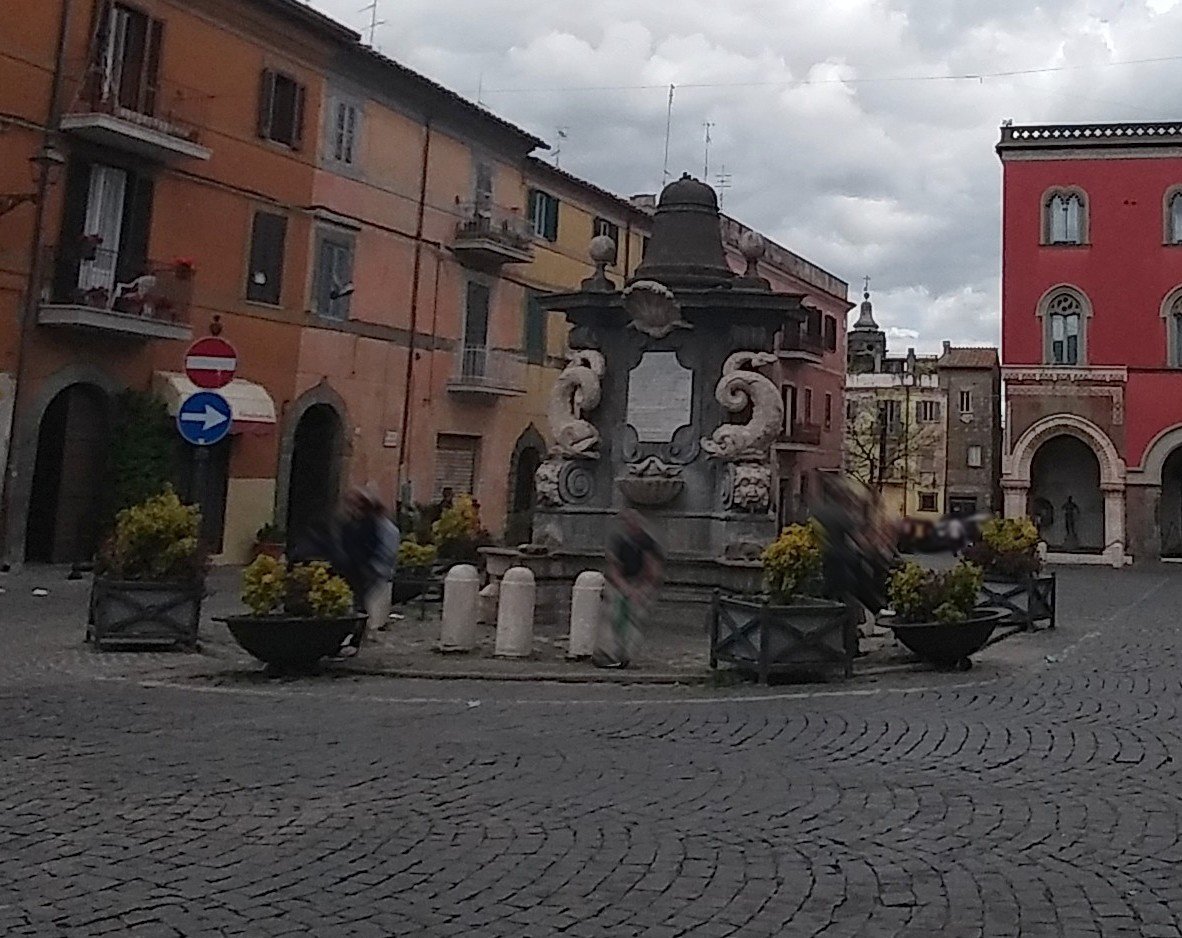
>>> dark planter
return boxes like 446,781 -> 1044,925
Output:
710,592 -> 855,684
392,569 -> 435,605
90,578 -> 204,650
222,613 -> 366,672
977,572 -> 1056,630
887,608 -> 1008,671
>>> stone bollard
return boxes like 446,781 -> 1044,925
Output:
478,580 -> 499,625
440,564 -> 480,653
568,571 -> 604,659
494,567 -> 535,658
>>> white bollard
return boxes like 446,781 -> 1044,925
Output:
440,564 -> 480,652
478,580 -> 499,625
568,571 -> 604,659
494,566 -> 535,658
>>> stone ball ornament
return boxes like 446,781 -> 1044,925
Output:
738,230 -> 766,261
589,234 -> 617,264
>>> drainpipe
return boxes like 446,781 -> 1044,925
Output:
395,119 -> 432,508
1,0 -> 73,565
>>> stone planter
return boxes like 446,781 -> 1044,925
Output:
887,608 -> 1008,671
977,572 -> 1056,630
710,592 -> 854,684
222,613 -> 366,672
90,578 -> 204,650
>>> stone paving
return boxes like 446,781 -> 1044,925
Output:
2,564 -> 1181,935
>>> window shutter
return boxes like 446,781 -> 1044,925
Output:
257,69 -> 275,138
435,435 -> 479,497
144,18 -> 163,115
545,194 -> 559,241
292,81 -> 306,149
933,401 -> 942,421
247,212 -> 286,304
315,237 -> 334,315
117,172 -> 155,284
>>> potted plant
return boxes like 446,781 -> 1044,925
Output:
432,494 -> 493,565
393,537 -> 439,605
221,556 -> 364,673
963,517 -> 1056,629
884,561 -> 1006,670
709,523 -> 854,683
173,256 -> 196,281
79,232 -> 103,262
252,521 -> 286,560
90,489 -> 206,650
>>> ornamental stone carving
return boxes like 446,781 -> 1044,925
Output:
700,351 -> 784,461
535,458 -> 562,507
617,455 -> 685,506
548,349 -> 606,458
623,280 -> 692,339
724,461 -> 773,513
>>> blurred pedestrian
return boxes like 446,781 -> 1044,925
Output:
333,488 -> 400,656
593,509 -> 664,669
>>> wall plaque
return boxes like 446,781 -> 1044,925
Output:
626,351 -> 693,443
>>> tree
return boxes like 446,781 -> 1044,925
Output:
843,398 -> 939,492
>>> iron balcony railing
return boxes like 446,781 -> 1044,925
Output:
449,346 -> 526,393
453,203 -> 534,254
782,421 -> 822,446
64,59 -> 207,146
41,243 -> 193,325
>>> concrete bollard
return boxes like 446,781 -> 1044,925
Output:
440,564 -> 480,652
568,571 -> 604,659
494,567 -> 535,658
478,580 -> 499,625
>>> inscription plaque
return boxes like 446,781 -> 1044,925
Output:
626,351 -> 693,443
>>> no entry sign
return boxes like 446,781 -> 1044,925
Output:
184,336 -> 237,390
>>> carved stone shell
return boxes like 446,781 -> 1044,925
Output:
623,280 -> 689,339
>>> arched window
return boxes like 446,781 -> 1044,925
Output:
1044,189 -> 1086,245
1163,291 -> 1182,367
1166,190 -> 1182,244
1041,290 -> 1087,365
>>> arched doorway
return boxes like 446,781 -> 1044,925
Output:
1160,447 -> 1182,558
1029,434 -> 1104,552
26,383 -> 111,563
506,425 -> 546,546
286,404 -> 344,547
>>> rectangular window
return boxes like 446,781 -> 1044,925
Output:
824,392 -> 832,429
1051,313 -> 1081,365
592,218 -> 620,265
967,445 -> 983,468
474,161 -> 494,214
461,280 -> 491,378
434,434 -> 480,499
313,229 -> 354,320
823,315 -> 838,352
528,189 -> 559,241
246,211 -> 287,305
803,388 -> 814,423
917,400 -> 942,423
880,399 -> 902,430
782,385 -> 796,433
96,3 -> 164,115
258,69 -> 306,148
523,290 -> 547,365
959,389 -> 973,413
328,99 -> 360,165
919,492 -> 938,513
846,399 -> 857,421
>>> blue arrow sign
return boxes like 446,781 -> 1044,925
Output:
177,391 -> 232,446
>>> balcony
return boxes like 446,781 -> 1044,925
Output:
447,346 -> 526,399
776,420 -> 823,450
38,245 -> 193,341
451,203 -> 534,267
779,319 -> 826,361
60,65 -> 210,162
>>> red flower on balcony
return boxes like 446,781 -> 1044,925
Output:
172,257 -> 195,280
79,233 -> 104,262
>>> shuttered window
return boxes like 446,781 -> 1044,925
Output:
258,69 -> 306,148
523,290 -> 547,365
246,211 -> 286,305
528,189 -> 559,241
313,229 -> 354,320
434,435 -> 480,498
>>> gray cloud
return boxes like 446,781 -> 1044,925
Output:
311,0 -> 1182,352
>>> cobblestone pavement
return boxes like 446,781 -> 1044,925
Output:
2,565 -> 1182,935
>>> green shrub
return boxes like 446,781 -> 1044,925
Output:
397,537 -> 438,570
105,390 -> 175,525
889,561 -> 983,624
963,517 -> 1042,578
96,488 -> 203,581
241,556 -> 353,618
761,523 -> 823,604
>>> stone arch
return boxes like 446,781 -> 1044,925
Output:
505,423 -> 547,546
3,365 -> 123,565
1004,412 -> 1127,565
1136,423 -> 1182,486
275,382 -> 351,536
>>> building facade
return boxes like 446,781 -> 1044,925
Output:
938,343 -> 1002,517
998,121 -> 1182,565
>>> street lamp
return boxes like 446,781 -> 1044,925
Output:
0,142 -> 66,217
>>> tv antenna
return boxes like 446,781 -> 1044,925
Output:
714,165 -> 733,207
553,127 -> 569,167
360,0 -> 385,46
703,121 -> 715,178
661,84 -> 675,186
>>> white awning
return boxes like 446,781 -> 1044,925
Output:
153,371 -> 277,435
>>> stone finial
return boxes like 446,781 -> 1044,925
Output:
738,231 -> 766,278
582,235 -> 617,292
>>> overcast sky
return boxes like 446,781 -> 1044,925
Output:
311,0 -> 1182,352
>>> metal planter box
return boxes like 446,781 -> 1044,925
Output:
710,592 -> 854,684
90,578 -> 204,650
978,572 -> 1056,630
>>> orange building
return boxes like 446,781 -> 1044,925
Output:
0,0 -> 848,568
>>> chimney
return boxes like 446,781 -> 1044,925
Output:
942,340 -> 951,354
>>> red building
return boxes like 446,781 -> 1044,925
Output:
998,122 -> 1182,565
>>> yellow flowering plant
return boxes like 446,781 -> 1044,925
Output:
760,523 -> 824,604
96,488 -> 204,582
397,537 -> 438,570
963,517 -> 1042,578
240,556 -> 354,619
889,560 -> 984,624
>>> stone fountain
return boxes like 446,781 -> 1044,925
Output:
489,174 -> 812,628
